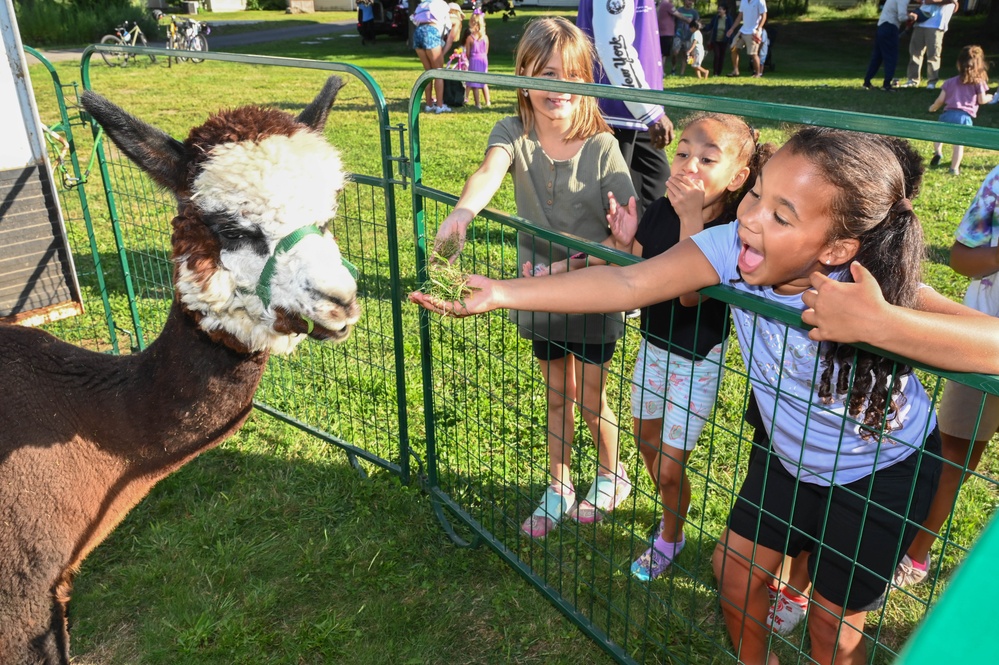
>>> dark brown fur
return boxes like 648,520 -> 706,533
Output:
0,76 -> 346,665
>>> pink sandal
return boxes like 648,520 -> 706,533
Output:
573,465 -> 631,524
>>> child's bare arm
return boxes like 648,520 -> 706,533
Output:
950,240 -> 999,279
928,90 -> 946,112
410,238 -> 720,318
434,146 -> 511,262
667,174 -> 709,306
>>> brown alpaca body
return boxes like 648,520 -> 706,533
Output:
0,303 -> 266,664
0,77 -> 357,665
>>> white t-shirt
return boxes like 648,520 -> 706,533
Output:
691,222 -> 936,486
737,0 -> 767,35
690,30 -> 704,55
917,1 -> 955,31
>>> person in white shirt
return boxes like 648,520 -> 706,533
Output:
725,0 -> 767,77
900,0 -> 957,89
862,0 -> 916,91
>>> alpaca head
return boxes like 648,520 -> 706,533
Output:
81,77 -> 360,355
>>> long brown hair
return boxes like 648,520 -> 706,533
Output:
783,127 -> 925,438
957,45 -> 989,85
514,17 -> 610,141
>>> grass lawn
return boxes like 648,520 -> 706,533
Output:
23,3 -> 999,664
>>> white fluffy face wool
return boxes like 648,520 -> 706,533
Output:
176,130 -> 359,354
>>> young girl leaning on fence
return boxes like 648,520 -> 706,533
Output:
412,127 -> 944,665
537,113 -> 773,582
430,17 -> 638,539
805,164 -> 999,593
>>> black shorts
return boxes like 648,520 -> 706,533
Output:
728,426 -> 942,610
659,35 -> 674,57
531,339 -> 617,365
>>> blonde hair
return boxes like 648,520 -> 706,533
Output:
957,45 -> 989,85
514,17 -> 611,141
469,12 -> 486,38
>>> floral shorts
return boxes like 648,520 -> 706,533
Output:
630,338 -> 725,452
413,23 -> 443,50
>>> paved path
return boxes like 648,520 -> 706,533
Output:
28,20 -> 356,64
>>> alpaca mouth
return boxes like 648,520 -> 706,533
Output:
273,305 -> 358,342
307,321 -> 353,342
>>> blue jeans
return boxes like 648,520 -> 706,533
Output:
864,21 -> 900,88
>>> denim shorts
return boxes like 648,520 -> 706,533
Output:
413,23 -> 443,50
940,109 -> 973,126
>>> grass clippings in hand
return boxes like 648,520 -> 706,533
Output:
420,251 -> 475,312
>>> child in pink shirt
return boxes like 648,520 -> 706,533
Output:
929,45 -> 995,175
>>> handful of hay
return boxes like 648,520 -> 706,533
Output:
421,254 -> 474,304
420,233 -> 475,306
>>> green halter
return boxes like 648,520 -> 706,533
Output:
251,225 -> 359,333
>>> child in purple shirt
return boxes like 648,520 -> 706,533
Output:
929,45 -> 995,175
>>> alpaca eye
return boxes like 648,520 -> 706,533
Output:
219,228 -> 247,241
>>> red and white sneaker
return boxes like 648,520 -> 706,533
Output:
768,588 -> 808,635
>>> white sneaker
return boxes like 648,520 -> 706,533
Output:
899,79 -> 918,88
926,81 -> 937,90
893,553 -> 930,588
767,589 -> 808,635
435,104 -> 452,114
424,104 -> 436,112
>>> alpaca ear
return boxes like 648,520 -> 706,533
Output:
81,90 -> 187,193
296,76 -> 346,132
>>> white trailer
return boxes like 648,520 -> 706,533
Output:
0,0 -> 82,325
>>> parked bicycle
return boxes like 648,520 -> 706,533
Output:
165,15 -> 210,65
100,20 -> 156,67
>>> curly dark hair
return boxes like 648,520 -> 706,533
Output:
784,127 -> 925,438
682,112 -> 777,223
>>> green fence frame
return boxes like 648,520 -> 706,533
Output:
410,68 -> 999,663
23,45 -> 120,353
76,44 -> 413,481
25,44 -> 999,663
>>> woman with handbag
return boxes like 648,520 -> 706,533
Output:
893,164 -> 999,588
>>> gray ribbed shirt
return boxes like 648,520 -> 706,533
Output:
487,117 -> 636,344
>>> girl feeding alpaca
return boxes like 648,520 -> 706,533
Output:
464,9 -> 491,108
412,127 -> 943,665
431,16 -> 638,539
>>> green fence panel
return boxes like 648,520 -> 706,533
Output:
410,68 -> 999,664
23,46 -> 121,354
28,47 -> 999,665
76,45 -> 412,480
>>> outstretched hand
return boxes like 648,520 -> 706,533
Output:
433,214 -> 469,264
408,274 -> 495,317
801,262 -> 887,344
607,192 -> 639,249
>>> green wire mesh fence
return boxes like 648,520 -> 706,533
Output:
22,48 -> 999,664
411,70 -> 999,664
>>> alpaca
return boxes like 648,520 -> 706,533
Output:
0,76 -> 360,665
